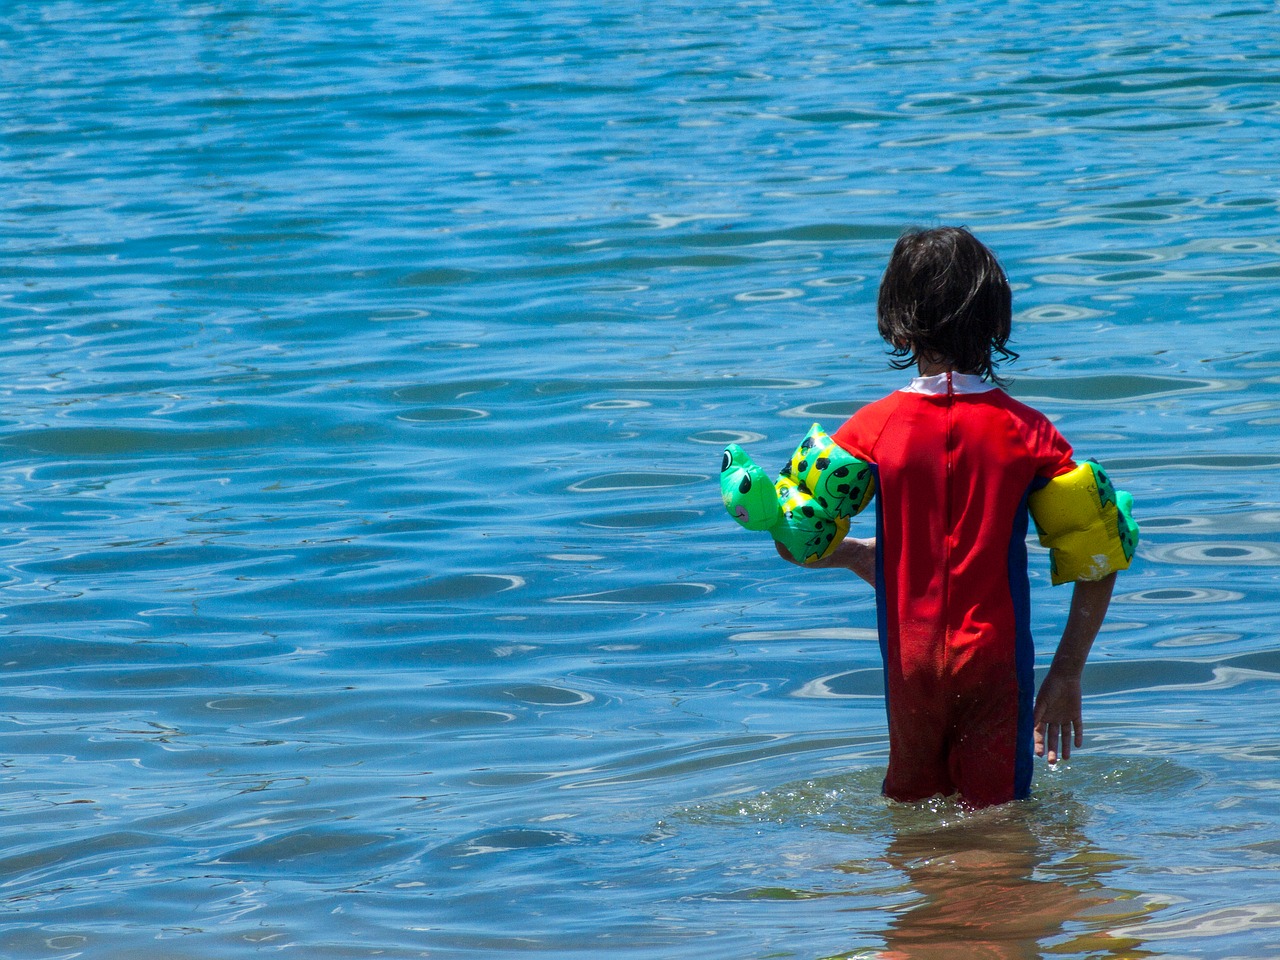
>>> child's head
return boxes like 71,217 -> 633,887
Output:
877,226 -> 1017,384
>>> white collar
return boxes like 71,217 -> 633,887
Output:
899,371 -> 998,396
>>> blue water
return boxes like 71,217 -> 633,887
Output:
5,1 -> 1280,956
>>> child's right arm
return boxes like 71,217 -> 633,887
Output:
776,537 -> 876,587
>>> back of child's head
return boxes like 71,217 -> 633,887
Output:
877,226 -> 1016,384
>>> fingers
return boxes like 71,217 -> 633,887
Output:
1036,721 -> 1058,762
1035,720 -> 1081,764
1037,722 -> 1059,763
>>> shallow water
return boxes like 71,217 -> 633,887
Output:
4,0 -> 1280,957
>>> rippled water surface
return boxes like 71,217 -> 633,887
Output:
5,1 -> 1280,957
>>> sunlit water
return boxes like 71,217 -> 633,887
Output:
4,1 -> 1280,957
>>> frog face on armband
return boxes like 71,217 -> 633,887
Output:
720,446 -> 781,531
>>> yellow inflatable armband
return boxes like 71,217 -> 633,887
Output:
720,423 -> 875,564
1028,460 -> 1139,585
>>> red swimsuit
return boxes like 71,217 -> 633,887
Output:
833,373 -> 1075,807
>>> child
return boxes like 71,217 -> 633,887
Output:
777,226 -> 1120,808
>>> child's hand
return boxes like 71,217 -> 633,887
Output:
1033,669 -> 1083,764
775,538 -> 876,586
774,541 -> 801,565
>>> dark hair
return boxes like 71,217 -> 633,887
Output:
876,226 -> 1017,385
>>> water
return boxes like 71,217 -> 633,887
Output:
4,0 -> 1280,956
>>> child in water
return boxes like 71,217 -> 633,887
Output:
777,226 -> 1118,808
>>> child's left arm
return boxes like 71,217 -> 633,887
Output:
775,537 -> 876,587
1033,572 -> 1116,764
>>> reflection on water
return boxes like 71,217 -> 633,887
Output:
872,807 -> 1154,960
674,757 -> 1210,958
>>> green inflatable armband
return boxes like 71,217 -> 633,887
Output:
720,423 -> 875,564
1028,460 -> 1139,585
